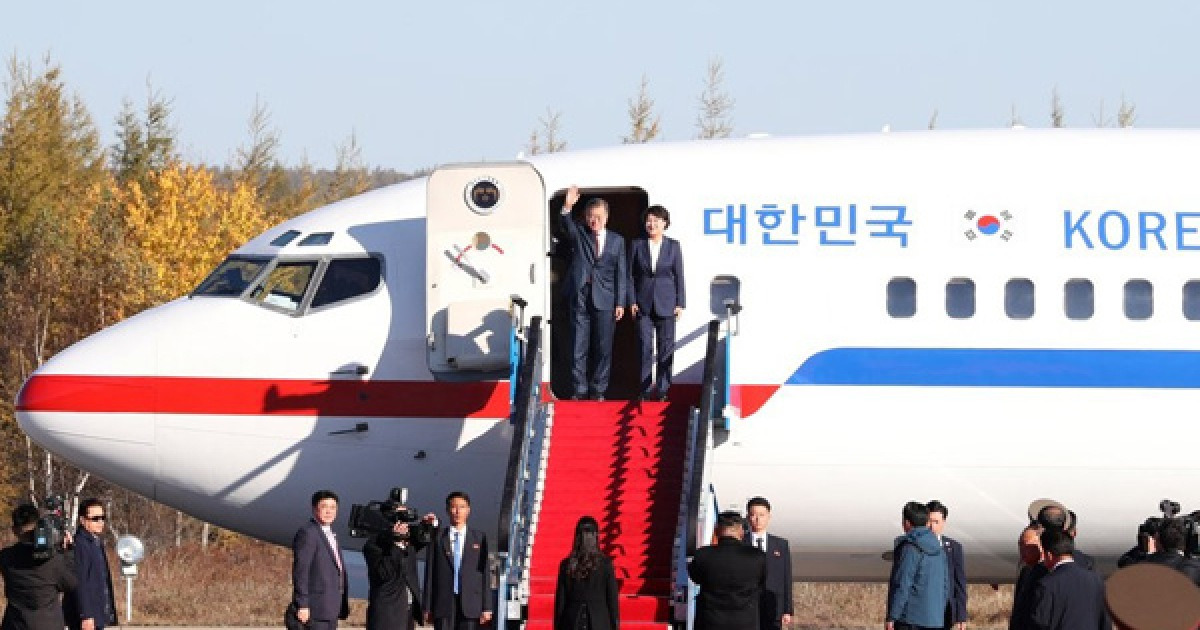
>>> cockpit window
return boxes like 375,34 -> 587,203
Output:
192,257 -> 270,297
311,257 -> 383,309
299,232 -> 334,246
249,261 -> 318,314
270,230 -> 302,247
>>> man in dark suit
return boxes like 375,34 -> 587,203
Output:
927,501 -> 967,630
630,204 -> 686,401
63,498 -> 116,630
1030,528 -> 1110,630
688,511 -> 766,630
292,489 -> 349,630
424,491 -> 492,630
0,503 -> 76,630
1009,525 -> 1043,630
559,185 -> 628,401
363,512 -> 436,630
744,497 -> 792,630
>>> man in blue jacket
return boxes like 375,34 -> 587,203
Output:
64,498 -> 116,630
887,501 -> 949,630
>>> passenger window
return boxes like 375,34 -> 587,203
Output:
193,257 -> 270,297
1005,279 -> 1035,319
1124,280 -> 1153,320
311,258 -> 383,309
887,277 -> 916,318
250,261 -> 318,314
1064,279 -> 1094,320
1185,281 -> 1200,321
945,278 -> 975,319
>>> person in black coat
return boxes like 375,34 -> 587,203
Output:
1145,518 -> 1200,587
0,504 -> 76,630
63,498 -> 117,630
553,516 -> 619,630
1030,528 -> 1110,630
688,511 -> 766,630
363,512 -> 436,630
629,204 -> 686,401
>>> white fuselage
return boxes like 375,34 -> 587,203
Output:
17,130 -> 1200,583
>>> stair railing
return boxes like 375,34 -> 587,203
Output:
672,319 -> 722,626
496,315 -> 547,629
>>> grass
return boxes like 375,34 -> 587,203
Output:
0,538 -> 1016,627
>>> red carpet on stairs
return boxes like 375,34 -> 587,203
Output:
524,399 -> 692,629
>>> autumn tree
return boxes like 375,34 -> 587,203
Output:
112,81 -> 178,191
696,58 -> 734,139
527,108 -> 566,155
623,75 -> 661,144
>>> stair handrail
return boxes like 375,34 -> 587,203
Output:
686,319 -> 722,554
496,315 -> 545,627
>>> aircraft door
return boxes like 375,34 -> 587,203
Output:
425,163 -> 547,374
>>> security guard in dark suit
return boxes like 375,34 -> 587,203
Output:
745,497 -> 793,630
0,503 -> 76,630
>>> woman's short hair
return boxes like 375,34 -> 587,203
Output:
644,205 -> 670,229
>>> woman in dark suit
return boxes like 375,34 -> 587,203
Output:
554,516 -> 619,630
630,205 -> 686,401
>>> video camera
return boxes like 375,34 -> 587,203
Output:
31,495 -> 67,561
348,487 -> 434,545
1139,498 -> 1200,557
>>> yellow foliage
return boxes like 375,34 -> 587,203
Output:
119,163 -> 278,305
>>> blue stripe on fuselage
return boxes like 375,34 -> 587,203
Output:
787,348 -> 1200,388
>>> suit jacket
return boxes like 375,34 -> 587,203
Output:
688,537 -> 766,630
630,237 -> 685,317
424,525 -> 491,620
63,528 -> 116,630
744,533 -> 793,629
1030,562 -> 1110,630
553,555 -> 619,630
0,542 -> 76,630
559,212 -> 628,311
291,520 -> 349,622
363,533 -> 424,630
942,536 -> 968,625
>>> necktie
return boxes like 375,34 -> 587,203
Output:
593,232 -> 601,258
757,536 -> 765,551
452,530 -> 462,594
327,529 -> 343,573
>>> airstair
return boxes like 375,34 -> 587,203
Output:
496,316 -> 732,629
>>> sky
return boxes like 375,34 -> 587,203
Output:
5,1 -> 1200,173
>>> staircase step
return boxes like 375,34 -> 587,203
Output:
527,593 -> 672,620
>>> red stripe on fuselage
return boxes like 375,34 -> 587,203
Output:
16,375 -> 512,418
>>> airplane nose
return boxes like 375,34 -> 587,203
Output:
16,309 -> 161,497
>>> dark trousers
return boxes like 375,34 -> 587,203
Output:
637,311 -> 675,396
895,624 -> 939,630
570,289 -> 614,397
433,594 -> 478,630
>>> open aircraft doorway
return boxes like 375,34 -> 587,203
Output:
548,187 -> 648,400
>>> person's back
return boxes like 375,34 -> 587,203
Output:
688,512 -> 766,630
888,526 -> 948,628
0,504 -> 77,630
1145,551 -> 1200,587
1032,562 -> 1108,630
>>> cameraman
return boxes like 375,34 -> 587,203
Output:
0,503 -> 77,630
363,512 -> 437,630
1146,518 -> 1200,587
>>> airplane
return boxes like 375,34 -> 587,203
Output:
16,128 -> 1200,620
